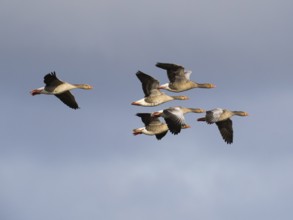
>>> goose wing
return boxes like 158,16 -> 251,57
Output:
55,91 -> 79,109
156,62 -> 187,83
136,113 -> 152,126
44,72 -> 63,88
216,119 -> 233,144
155,130 -> 168,140
136,113 -> 162,126
136,71 -> 160,97
163,107 -> 186,135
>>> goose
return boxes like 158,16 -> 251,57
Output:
133,113 -> 169,140
153,106 -> 205,135
133,113 -> 190,140
156,62 -> 216,92
30,72 -> 93,109
197,108 -> 249,144
131,71 -> 189,107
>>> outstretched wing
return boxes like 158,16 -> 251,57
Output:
44,72 -> 63,87
55,91 -> 79,109
136,113 -> 153,126
43,72 -> 64,93
155,130 -> 168,140
156,62 -> 187,83
215,119 -> 233,144
162,107 -> 186,135
136,71 -> 160,97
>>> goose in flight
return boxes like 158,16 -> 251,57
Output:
30,72 -> 93,109
156,62 -> 215,92
133,113 -> 169,140
133,113 -> 190,140
197,108 -> 248,144
153,106 -> 205,135
131,71 -> 189,106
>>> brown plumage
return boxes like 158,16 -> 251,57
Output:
131,71 -> 189,106
153,107 -> 205,135
133,113 -> 169,140
30,72 -> 93,109
133,112 -> 191,140
156,62 -> 215,92
197,108 -> 248,144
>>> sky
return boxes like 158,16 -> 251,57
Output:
1,0 -> 293,219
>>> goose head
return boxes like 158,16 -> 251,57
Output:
74,84 -> 93,90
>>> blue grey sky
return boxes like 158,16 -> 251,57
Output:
1,0 -> 293,219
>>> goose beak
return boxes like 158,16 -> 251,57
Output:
30,89 -> 40,96
152,112 -> 161,117
197,117 -> 206,122
182,124 -> 191,129
87,85 -> 93,90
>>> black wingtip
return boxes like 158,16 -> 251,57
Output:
224,138 -> 233,144
155,62 -> 164,68
169,130 -> 181,135
136,113 -> 150,117
49,71 -> 56,76
67,104 -> 79,110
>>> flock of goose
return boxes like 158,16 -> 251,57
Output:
30,63 -> 248,144
131,62 -> 248,144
